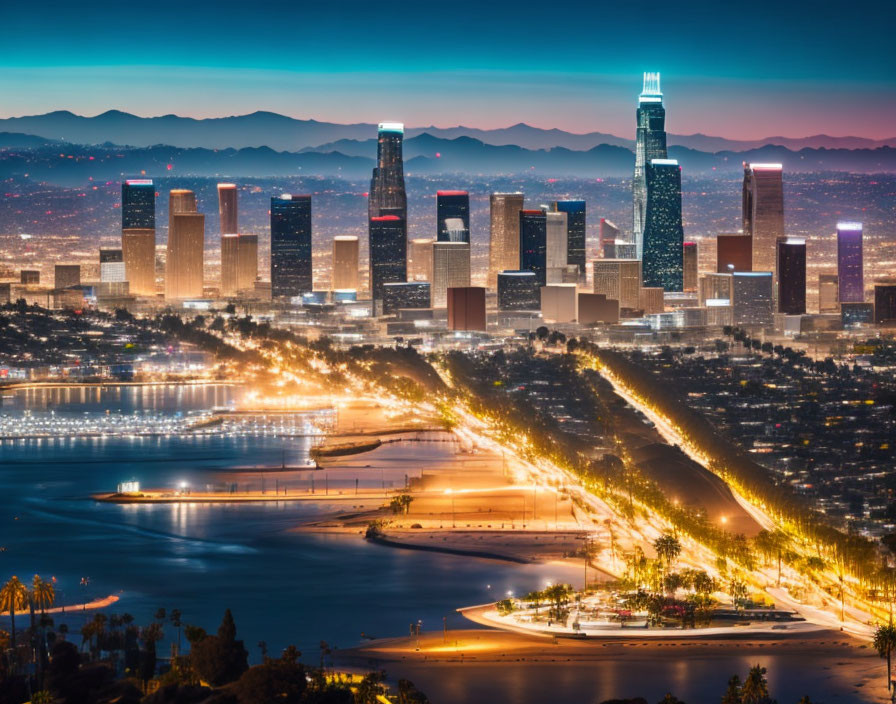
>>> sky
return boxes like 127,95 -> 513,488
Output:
2,0 -> 895,139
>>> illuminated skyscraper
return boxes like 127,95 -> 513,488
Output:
122,179 -> 155,229
875,282 -> 896,324
818,274 -> 839,313
732,272 -> 774,327
683,241 -> 698,292
633,72 -> 667,257
437,191 -> 470,242
519,209 -> 548,287
166,212 -> 205,300
169,189 -> 197,233
836,222 -> 864,303
497,271 -> 539,310
776,237 -> 806,314
332,236 -> 360,291
383,282 -> 430,313
408,238 -> 434,282
369,214 -> 407,308
217,183 -> 238,235
99,249 -> 125,283
551,200 -> 586,274
641,159 -> 684,291
270,194 -> 312,298
488,192 -> 524,288
717,233 -> 752,273
742,163 -> 784,281
369,123 -> 407,221
221,234 -> 257,297
432,241 -> 471,308
593,259 -> 641,310
599,218 -> 620,255
545,211 -> 568,283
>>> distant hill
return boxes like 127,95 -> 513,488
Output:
1,110 -> 893,153
0,132 -> 62,148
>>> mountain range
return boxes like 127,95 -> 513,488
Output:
1,110 -> 894,153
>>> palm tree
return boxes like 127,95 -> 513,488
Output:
654,533 -> 682,568
872,624 -> 896,692
31,575 -> 55,612
0,576 -> 28,650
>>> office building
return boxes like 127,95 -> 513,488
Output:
432,241 -> 471,308
20,270 -> 40,285
732,272 -> 774,327
578,293 -> 619,324
437,191 -> 470,242
837,222 -> 864,303
169,189 -> 197,233
633,72 -> 668,257
447,287 -> 486,331
54,265 -> 80,290
639,287 -> 664,315
742,163 -> 784,281
221,234 -> 256,297
603,240 -> 637,259
842,302 -> 874,326
776,237 -> 806,314
369,213 -> 407,307
520,209 -> 548,286
497,271 -> 539,310
683,241 -> 698,292
122,179 -> 155,230
332,236 -> 360,291
99,249 -> 125,283
383,282 -> 430,314
165,212 -> 205,300
488,192 -> 524,288
818,274 -> 839,313
545,210 -> 568,283
642,159 -> 684,291
874,283 -> 896,324
717,233 -> 752,273
271,194 -> 312,298
122,229 -> 157,296
599,218 -> 620,253
541,284 -> 578,323
408,238 -> 434,282
369,123 -> 407,221
217,183 -> 238,235
593,259 -> 641,310
552,200 -> 585,274
699,273 -> 733,306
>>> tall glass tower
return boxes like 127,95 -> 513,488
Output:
551,200 -> 586,275
641,159 -> 684,291
121,179 -> 155,229
369,213 -> 407,307
519,210 -> 548,287
836,222 -> 864,303
632,72 -> 667,258
742,163 -> 784,283
369,123 -> 407,221
436,191 -> 470,242
270,194 -> 312,298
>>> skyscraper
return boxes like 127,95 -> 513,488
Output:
818,274 -> 839,313
431,241 -> 471,308
270,194 -> 312,298
552,200 -> 586,275
169,189 -> 197,233
408,238 -> 434,282
217,183 -> 238,235
683,241 -> 698,292
447,287 -> 486,331
836,222 -> 864,303
717,233 -> 752,273
369,123 -> 407,221
488,192 -> 524,288
166,212 -> 205,300
599,218 -> 620,255
221,234 -> 257,298
519,210 -> 548,287
545,210 -> 568,283
437,191 -> 470,242
633,72 -> 668,257
641,159 -> 684,291
383,282 -> 430,313
732,272 -> 774,327
593,259 -> 641,310
874,282 -> 896,324
497,271 -> 539,311
122,179 -> 155,229
776,237 -> 806,314
99,249 -> 125,283
742,163 -> 784,281
369,214 -> 407,308
332,236 -> 360,291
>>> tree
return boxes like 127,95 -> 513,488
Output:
232,650 -> 306,704
356,671 -> 387,704
654,533 -> 682,572
536,326 -> 549,341
721,675 -> 742,704
741,665 -> 770,704
397,678 -> 430,704
873,623 -> 896,692
0,575 -> 28,650
191,610 -> 249,686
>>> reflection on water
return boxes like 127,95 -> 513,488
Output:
1,383 -> 245,413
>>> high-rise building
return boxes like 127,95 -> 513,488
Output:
642,159 -> 684,291
165,212 -> 205,300
836,222 -> 864,303
270,194 -> 312,298
447,287 -> 486,331
217,183 -> 238,235
599,219 -> 620,255
169,189 -> 197,233
383,282 -> 430,314
122,179 -> 155,229
237,235 -> 258,294
639,287 -> 664,315
369,214 -> 407,307
332,236 -> 360,291
221,234 -> 241,297
431,241 -> 471,308
732,272 -> 774,327
122,229 -> 157,296
632,72 -> 668,257
683,241 -> 698,292
541,284 -> 578,323
545,211 -> 568,283
699,273 -> 733,306
874,282 -> 896,324
519,210 -> 547,287
717,233 -> 752,273
552,200 -> 586,274
776,237 -> 806,314
593,259 -> 641,310
488,192 -> 524,288
408,238 -> 434,282
437,191 -> 470,242
20,270 -> 40,285
54,264 -> 81,289
497,271 -> 540,310
369,123 -> 407,221
602,240 -> 637,260
818,274 -> 839,313
99,249 -> 125,283
742,163 -> 784,281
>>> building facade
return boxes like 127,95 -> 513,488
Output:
593,259 -> 641,310
552,200 -> 586,275
217,183 -> 238,235
776,237 -> 806,314
369,214 -> 407,308
641,159 -> 684,291
436,191 -> 470,242
369,123 -> 407,221
683,241 -> 698,292
742,164 -> 784,282
519,210 -> 547,287
488,192 -> 524,289
431,241 -> 471,308
717,233 -> 752,273
497,270 -> 540,310
165,212 -> 205,300
632,72 -> 667,257
271,194 -> 312,298
836,222 -> 864,303
332,236 -> 360,291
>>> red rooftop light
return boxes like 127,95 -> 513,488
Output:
437,190 -> 468,196
371,215 -> 401,221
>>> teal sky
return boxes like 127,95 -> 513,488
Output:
2,0 -> 894,138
